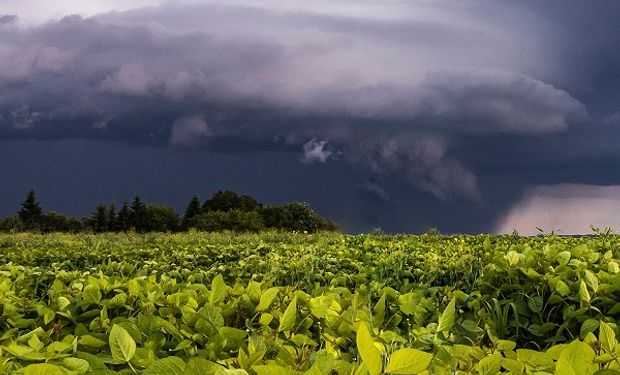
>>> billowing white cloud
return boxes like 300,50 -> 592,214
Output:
496,184 -> 620,235
302,139 -> 332,164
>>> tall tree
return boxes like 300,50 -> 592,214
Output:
88,205 -> 109,233
107,204 -> 117,231
202,190 -> 260,212
116,202 -> 131,232
181,195 -> 201,229
130,196 -> 149,232
18,190 -> 43,230
147,204 -> 180,232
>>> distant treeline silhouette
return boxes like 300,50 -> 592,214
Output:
0,190 -> 338,233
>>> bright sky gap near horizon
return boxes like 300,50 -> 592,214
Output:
1,0 -> 619,234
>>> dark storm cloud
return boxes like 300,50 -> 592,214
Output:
2,0 -> 619,232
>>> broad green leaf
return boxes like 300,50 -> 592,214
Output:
555,280 -> 571,296
502,358 -> 525,373
579,281 -> 591,304
27,333 -> 44,351
555,340 -> 596,375
528,296 -> 543,313
83,284 -> 102,304
386,348 -> 433,374
109,324 -> 136,363
307,350 -> 335,375
356,323 -> 383,375
185,357 -> 226,375
76,351 -> 107,370
516,349 -> 553,370
79,334 -> 107,348
584,270 -> 599,293
581,319 -> 600,338
278,297 -> 297,332
437,298 -> 456,334
143,356 -> 186,375
209,274 -> 227,305
23,363 -> 65,375
600,321 -> 618,353
257,287 -> 280,311
63,357 -> 90,374
496,340 -> 516,352
476,353 -> 502,375
195,304 -> 224,336
253,364 -> 300,375
259,313 -> 273,326
556,251 -> 571,265
57,296 -> 71,310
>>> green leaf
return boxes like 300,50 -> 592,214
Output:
579,280 -> 591,304
528,296 -> 544,313
581,319 -> 600,338
79,334 -> 107,348
278,297 -> 297,332
307,350 -> 335,375
195,304 -> 224,337
555,280 -> 571,296
556,251 -> 571,266
253,364 -> 300,375
209,274 -> 228,305
185,357 -> 226,375
600,321 -> 618,353
109,324 -> 136,363
63,357 -> 90,374
516,349 -> 553,370
356,323 -> 383,375
437,298 -> 456,334
76,351 -> 106,370
496,340 -> 516,352
386,348 -> 433,374
57,296 -> 71,311
257,287 -> 280,311
476,353 -> 502,375
502,358 -> 525,373
143,356 -> 186,375
83,284 -> 102,304
23,363 -> 65,375
584,270 -> 599,293
555,340 -> 596,375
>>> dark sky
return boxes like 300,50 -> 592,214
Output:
1,1 -> 620,234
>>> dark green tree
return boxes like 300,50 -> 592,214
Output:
202,190 -> 260,212
190,210 -> 264,232
116,202 -> 131,231
130,196 -> 149,232
18,190 -> 43,230
146,205 -> 180,232
107,204 -> 117,231
88,205 -> 109,233
41,212 -> 82,233
0,215 -> 24,232
260,202 -> 337,232
181,195 -> 202,229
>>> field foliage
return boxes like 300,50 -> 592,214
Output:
1,232 -> 620,374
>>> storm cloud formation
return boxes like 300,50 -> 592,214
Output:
1,1 -> 619,233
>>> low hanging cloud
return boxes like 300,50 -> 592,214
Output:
496,184 -> 620,235
169,115 -> 211,147
0,2 -> 589,202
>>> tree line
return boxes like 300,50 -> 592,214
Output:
0,190 -> 338,233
